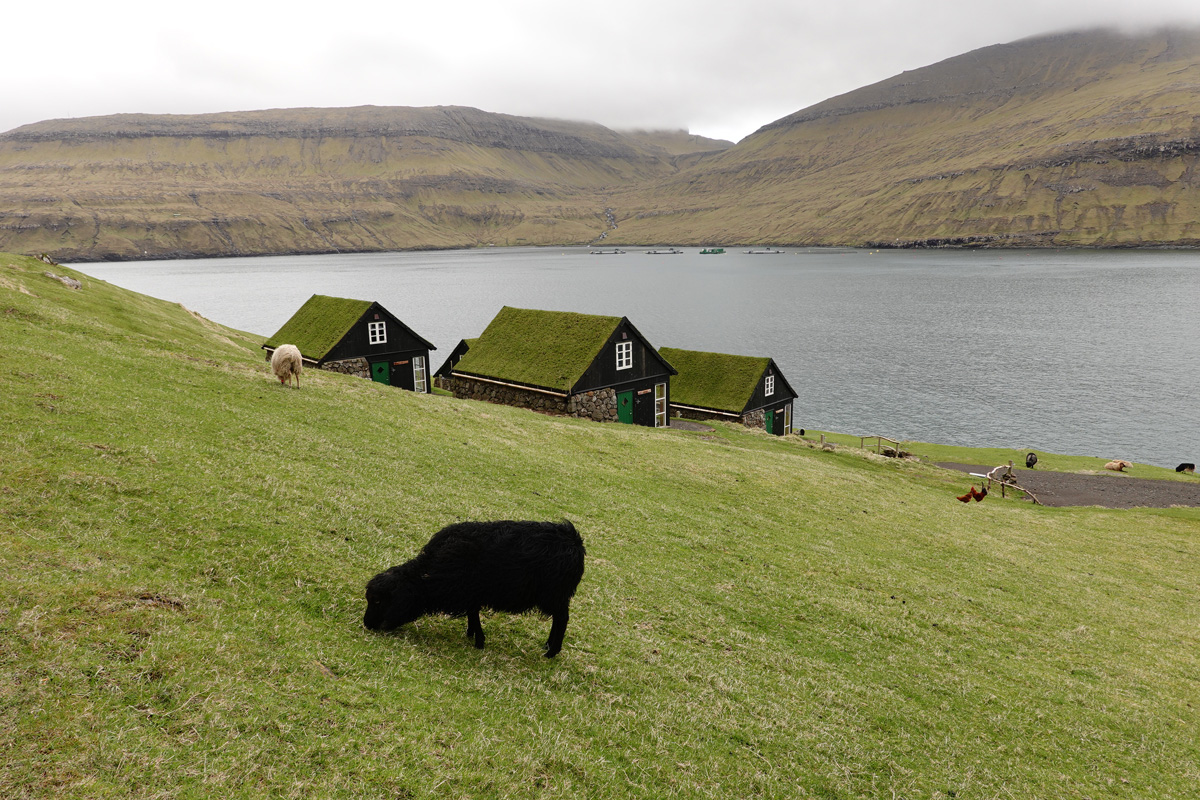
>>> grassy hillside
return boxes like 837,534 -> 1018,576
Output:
2,252 -> 1198,798
608,27 -> 1200,248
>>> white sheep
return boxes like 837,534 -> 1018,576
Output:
270,344 -> 303,388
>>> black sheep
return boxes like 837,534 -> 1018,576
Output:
1178,463 -> 1196,474
364,520 -> 585,657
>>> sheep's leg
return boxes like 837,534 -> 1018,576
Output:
466,609 -> 485,649
544,611 -> 569,658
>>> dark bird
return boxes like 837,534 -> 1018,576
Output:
957,486 -> 976,502
972,485 -> 988,502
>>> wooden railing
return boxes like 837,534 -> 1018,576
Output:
858,434 -> 902,455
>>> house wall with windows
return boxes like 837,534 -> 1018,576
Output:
443,307 -> 674,428
263,295 -> 436,393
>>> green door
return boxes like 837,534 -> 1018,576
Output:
370,362 -> 390,384
617,391 -> 633,424
765,409 -> 774,434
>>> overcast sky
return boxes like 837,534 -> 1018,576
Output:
7,1 -> 1200,143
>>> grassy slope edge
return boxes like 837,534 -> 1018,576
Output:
1,253 -> 1197,799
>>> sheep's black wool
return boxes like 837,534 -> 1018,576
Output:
364,520 -> 585,657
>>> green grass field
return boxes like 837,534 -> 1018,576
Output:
2,253 -> 1197,798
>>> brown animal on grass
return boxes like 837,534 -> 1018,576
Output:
1104,460 -> 1132,472
957,485 -> 988,502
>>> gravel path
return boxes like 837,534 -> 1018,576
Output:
937,463 -> 1200,509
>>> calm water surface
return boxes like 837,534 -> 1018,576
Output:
82,247 -> 1200,467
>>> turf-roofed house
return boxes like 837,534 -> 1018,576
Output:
438,306 -> 676,426
263,294 -> 435,391
658,347 -> 798,435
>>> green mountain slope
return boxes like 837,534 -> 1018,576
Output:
611,27 -> 1200,247
3,251 -> 1199,796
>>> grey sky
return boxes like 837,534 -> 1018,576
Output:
7,1 -> 1200,143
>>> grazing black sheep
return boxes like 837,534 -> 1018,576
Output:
364,520 -> 585,657
1178,463 -> 1196,474
1026,452 -> 1039,469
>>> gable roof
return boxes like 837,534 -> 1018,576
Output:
434,337 -> 476,378
452,307 -> 623,392
658,347 -> 778,414
263,294 -> 373,360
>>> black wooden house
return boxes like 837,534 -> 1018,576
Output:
658,347 -> 798,435
263,294 -> 435,391
438,306 -> 677,426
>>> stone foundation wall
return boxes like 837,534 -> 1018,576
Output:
673,406 -> 741,425
567,388 -> 618,423
673,406 -> 773,431
444,377 -> 569,415
443,378 -> 620,423
321,357 -> 370,380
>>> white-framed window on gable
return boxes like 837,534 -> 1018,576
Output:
368,321 -> 386,345
616,340 -> 632,370
765,374 -> 775,396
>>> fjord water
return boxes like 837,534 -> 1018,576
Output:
84,247 -> 1200,468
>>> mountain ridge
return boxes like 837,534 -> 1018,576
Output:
3,27 -> 1200,259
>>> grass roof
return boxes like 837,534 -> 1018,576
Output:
452,306 -> 622,392
262,295 -> 372,360
659,347 -> 771,413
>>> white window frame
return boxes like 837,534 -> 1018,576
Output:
412,356 -> 427,393
765,374 -> 775,396
616,341 -> 632,370
654,383 -> 667,427
784,403 -> 792,434
368,320 -> 387,345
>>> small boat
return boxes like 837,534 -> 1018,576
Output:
645,248 -> 683,255
744,247 -> 784,255
590,248 -> 626,255
699,247 -> 725,255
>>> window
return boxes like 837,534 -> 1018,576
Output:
784,403 -> 792,434
616,341 -> 632,370
765,374 -> 775,396
412,356 -> 427,393
368,321 -> 387,345
654,383 -> 667,428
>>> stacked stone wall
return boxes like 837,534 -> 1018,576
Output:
567,388 -> 618,423
321,357 -> 370,379
674,406 -> 735,424
443,378 -> 621,423
742,408 -> 766,430
444,377 -> 569,415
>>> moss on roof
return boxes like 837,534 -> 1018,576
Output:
452,307 -> 622,392
658,347 -> 771,414
263,295 -> 372,359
